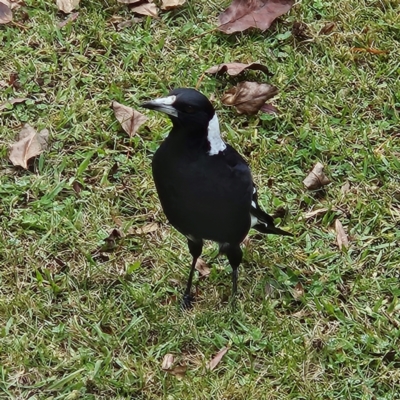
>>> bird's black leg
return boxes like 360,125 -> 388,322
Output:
182,238 -> 203,309
225,244 -> 243,300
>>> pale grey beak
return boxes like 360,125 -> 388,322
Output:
141,95 -> 178,117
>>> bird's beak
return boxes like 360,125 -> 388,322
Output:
141,95 -> 178,117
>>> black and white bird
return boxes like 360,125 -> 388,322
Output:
141,88 -> 292,308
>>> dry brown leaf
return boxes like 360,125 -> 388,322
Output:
131,2 -> 158,17
260,103 -> 278,114
221,82 -> 278,115
0,97 -> 28,111
161,354 -> 187,378
292,282 -> 304,299
205,62 -> 269,76
9,124 -> 49,169
100,228 -> 123,252
304,208 -> 329,219
303,162 -> 330,190
162,354 -> 174,370
113,101 -> 148,137
207,346 -> 229,371
136,222 -> 158,234
56,0 -> 80,13
0,1 -> 12,24
195,258 -> 211,277
335,219 -> 349,250
117,0 -> 143,3
341,181 -> 350,194
218,0 -> 294,34
319,22 -> 335,35
57,11 -> 79,28
161,0 -> 186,10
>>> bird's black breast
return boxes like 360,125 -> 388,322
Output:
152,139 -> 253,244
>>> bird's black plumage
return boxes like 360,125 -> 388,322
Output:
141,88 -> 292,308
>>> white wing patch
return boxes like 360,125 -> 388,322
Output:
207,113 -> 227,156
250,185 -> 268,228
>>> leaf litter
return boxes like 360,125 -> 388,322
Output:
303,162 -> 330,190
113,101 -> 148,137
0,0 -> 12,24
56,0 -> 80,13
161,354 -> 187,378
335,219 -> 349,250
205,62 -> 269,76
218,0 -> 294,34
221,82 -> 278,115
207,346 -> 230,371
9,124 -> 49,169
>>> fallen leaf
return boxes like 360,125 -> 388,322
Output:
221,82 -> 278,115
351,47 -> 388,55
9,124 -> 49,169
100,229 -> 122,252
303,162 -> 330,190
161,354 -> 187,378
57,11 -> 79,28
292,21 -> 311,39
195,258 -> 211,277
161,0 -> 186,10
117,0 -> 143,3
72,181 -> 83,194
56,0 -> 80,13
335,219 -> 349,250
113,101 -> 148,137
205,62 -> 269,76
207,346 -> 229,371
0,97 -> 28,111
319,22 -> 335,35
136,222 -> 158,234
304,208 -> 329,219
292,282 -> 304,299
0,1 -> 12,24
130,2 -> 158,17
162,354 -> 174,370
341,181 -> 350,194
260,103 -> 278,114
218,0 -> 294,34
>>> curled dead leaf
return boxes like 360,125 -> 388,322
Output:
304,208 -> 329,219
341,181 -> 350,194
136,222 -> 158,234
205,62 -> 269,76
0,97 -> 28,111
0,1 -> 12,24
56,0 -> 80,13
9,124 -> 49,169
303,162 -> 330,190
195,258 -> 211,277
130,2 -> 158,17
162,354 -> 174,370
161,354 -> 187,378
218,0 -> 294,34
161,0 -> 186,10
221,82 -> 278,115
335,219 -> 349,250
292,282 -> 304,300
207,346 -> 229,371
100,229 -> 123,252
319,22 -> 335,35
113,101 -> 148,137
57,11 -> 79,28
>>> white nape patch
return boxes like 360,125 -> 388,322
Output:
207,113 -> 227,156
250,214 -> 258,227
152,95 -> 176,105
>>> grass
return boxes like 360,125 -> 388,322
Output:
1,0 -> 400,398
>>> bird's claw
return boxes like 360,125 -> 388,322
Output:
181,293 -> 194,310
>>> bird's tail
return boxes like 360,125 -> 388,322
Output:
251,207 -> 293,237
253,222 -> 293,237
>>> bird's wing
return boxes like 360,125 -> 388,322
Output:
250,185 -> 293,237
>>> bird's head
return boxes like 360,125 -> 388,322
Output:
141,88 -> 226,155
141,88 -> 215,130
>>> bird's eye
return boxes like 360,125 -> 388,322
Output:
185,105 -> 195,113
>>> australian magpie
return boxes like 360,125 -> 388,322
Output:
141,88 -> 292,308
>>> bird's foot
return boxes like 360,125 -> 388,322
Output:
181,293 -> 194,310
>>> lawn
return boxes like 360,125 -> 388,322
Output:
1,0 -> 400,398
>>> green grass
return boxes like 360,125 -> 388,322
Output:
1,0 -> 400,398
